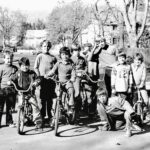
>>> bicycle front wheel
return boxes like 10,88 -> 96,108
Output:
137,103 -> 144,124
17,107 -> 25,135
54,100 -> 60,136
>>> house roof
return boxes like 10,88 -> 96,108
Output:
26,30 -> 48,38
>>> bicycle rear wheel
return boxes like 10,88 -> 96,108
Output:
137,103 -> 144,124
54,100 -> 60,136
17,107 -> 25,135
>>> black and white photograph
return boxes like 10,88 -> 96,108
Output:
0,0 -> 150,149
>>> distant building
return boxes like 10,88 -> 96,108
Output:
24,30 -> 48,48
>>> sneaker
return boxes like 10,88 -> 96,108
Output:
68,107 -> 74,115
9,123 -> 16,128
125,130 -> 132,137
101,123 -> 111,131
49,119 -> 55,128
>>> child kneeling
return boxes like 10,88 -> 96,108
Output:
97,89 -> 140,137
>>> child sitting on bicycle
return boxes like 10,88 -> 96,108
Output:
111,51 -> 133,99
11,57 -> 42,128
131,53 -> 149,118
96,88 -> 141,137
45,46 -> 75,114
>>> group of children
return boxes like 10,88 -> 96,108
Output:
0,38 -> 149,138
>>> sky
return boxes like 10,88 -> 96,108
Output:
0,0 -> 120,21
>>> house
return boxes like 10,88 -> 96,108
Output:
24,30 -> 48,48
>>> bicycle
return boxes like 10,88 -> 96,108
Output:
48,77 -> 76,136
75,66 -> 111,116
133,88 -> 146,125
8,81 -> 36,135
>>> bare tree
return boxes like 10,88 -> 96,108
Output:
105,0 -> 149,48
0,7 -> 27,49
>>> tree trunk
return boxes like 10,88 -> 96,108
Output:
128,34 -> 138,48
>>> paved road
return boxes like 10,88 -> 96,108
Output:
1,113 -> 150,150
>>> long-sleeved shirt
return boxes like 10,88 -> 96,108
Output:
0,64 -> 18,89
111,63 -> 133,92
47,59 -> 75,83
11,69 -> 37,90
131,63 -> 146,87
34,53 -> 57,76
71,55 -> 86,71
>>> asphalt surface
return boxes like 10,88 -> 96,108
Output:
1,113 -> 150,150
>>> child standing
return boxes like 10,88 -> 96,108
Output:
45,46 -> 75,113
131,53 -> 149,113
11,57 -> 42,128
34,40 -> 57,124
0,51 -> 18,127
111,51 -> 133,99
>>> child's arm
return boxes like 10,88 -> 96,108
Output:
34,55 -> 41,76
111,66 -> 117,94
139,64 -> 147,88
70,64 -> 76,82
45,62 -> 58,78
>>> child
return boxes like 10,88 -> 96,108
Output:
45,46 -> 75,113
111,51 -> 133,99
71,44 -> 86,99
0,50 -> 18,127
96,89 -> 140,137
131,53 -> 149,114
11,57 -> 42,128
34,40 -> 57,124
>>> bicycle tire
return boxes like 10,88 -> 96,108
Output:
54,100 -> 60,136
17,107 -> 25,135
137,103 -> 144,124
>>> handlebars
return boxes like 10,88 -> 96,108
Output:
7,81 -> 33,93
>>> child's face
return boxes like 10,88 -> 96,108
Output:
98,94 -> 107,104
61,53 -> 69,61
4,55 -> 13,65
20,64 -> 30,72
72,50 -> 79,56
42,42 -> 50,53
118,56 -> 126,64
134,58 -> 142,66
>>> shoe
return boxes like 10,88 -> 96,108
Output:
101,123 -> 111,131
9,123 -> 16,128
49,119 -> 55,128
68,107 -> 74,115
125,130 -> 132,137
35,121 -> 43,130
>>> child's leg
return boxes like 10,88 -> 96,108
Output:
6,95 -> 15,125
124,111 -> 132,137
140,89 -> 149,107
29,96 -> 42,125
65,82 -> 75,106
122,100 -> 135,115
0,97 -> 5,127
73,77 -> 81,98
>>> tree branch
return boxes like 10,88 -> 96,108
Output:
137,0 -> 149,40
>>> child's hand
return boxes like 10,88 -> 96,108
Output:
128,87 -> 132,93
44,74 -> 49,79
7,81 -> 12,85
111,88 -> 116,95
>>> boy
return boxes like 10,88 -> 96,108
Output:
96,89 -> 140,137
45,46 -> 75,113
0,50 -> 18,127
11,57 -> 42,128
131,53 -> 149,115
71,44 -> 86,99
111,51 -> 133,99
34,40 -> 57,124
